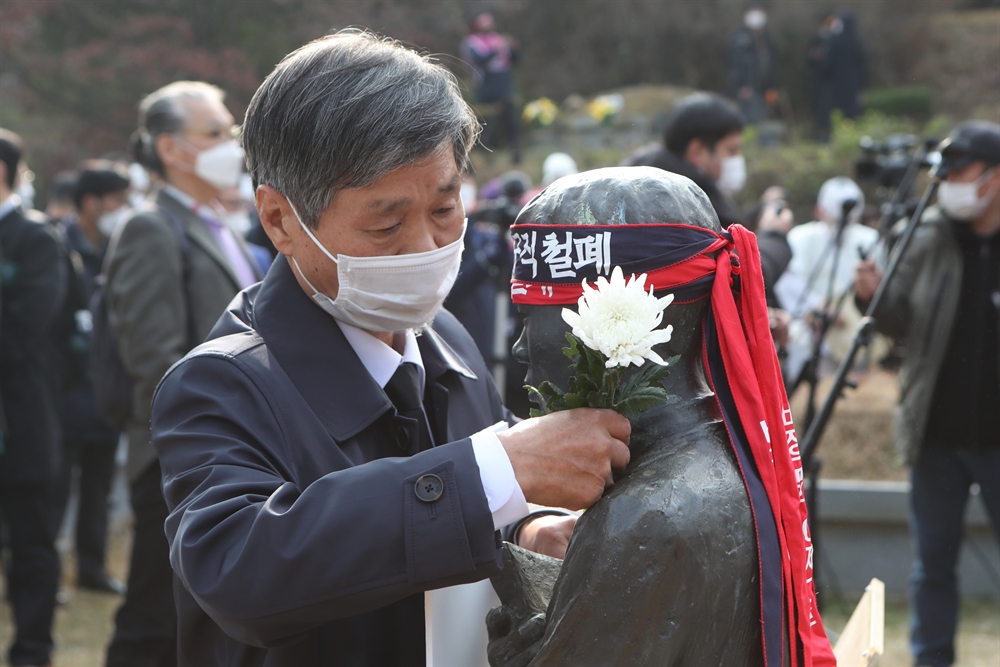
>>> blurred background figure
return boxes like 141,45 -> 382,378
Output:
776,175 -> 876,385
446,171 -> 523,412
45,171 -> 78,222
460,11 -> 521,163
622,92 -> 746,228
730,1 -> 777,126
127,163 -> 151,210
808,10 -> 867,142
50,161 -> 131,598
0,127 -> 66,667
519,151 -> 579,205
217,178 -> 273,275
102,80 -> 261,667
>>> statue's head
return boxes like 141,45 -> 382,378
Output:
511,166 -> 722,396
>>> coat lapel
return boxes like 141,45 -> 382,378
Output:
253,258 -> 480,445
252,257 -> 392,442
156,191 -> 257,290
418,321 -> 478,446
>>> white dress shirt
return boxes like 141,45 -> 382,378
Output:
335,320 -> 528,531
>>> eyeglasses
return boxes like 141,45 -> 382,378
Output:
180,125 -> 242,141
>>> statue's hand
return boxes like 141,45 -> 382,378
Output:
487,543 -> 562,667
486,607 -> 546,667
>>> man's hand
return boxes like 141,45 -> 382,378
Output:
855,258 -> 882,302
498,409 -> 631,510
516,514 -> 577,560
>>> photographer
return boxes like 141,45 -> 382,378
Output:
776,176 -> 876,383
855,121 -> 1000,667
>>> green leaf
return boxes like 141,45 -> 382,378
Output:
614,386 -> 671,420
562,334 -> 580,362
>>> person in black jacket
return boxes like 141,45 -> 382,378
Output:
622,92 -> 747,228
460,12 -> 521,163
0,127 -> 66,667
622,93 -> 792,294
50,163 -> 131,596
730,3 -> 778,125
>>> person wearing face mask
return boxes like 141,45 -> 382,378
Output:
149,32 -> 631,667
730,2 -> 778,126
217,181 -> 274,275
49,163 -> 131,599
0,128 -> 66,667
623,92 -> 747,228
855,121 -> 1000,667
102,81 -> 262,667
625,92 -> 798,283
774,176 -> 877,384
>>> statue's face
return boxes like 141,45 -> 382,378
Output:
512,304 -> 575,402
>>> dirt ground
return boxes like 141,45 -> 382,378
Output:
790,364 -> 908,482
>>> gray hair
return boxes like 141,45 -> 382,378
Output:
130,81 -> 226,176
242,31 -> 481,228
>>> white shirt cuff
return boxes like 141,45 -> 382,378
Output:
469,421 -> 529,531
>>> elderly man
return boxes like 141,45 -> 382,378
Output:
103,80 -> 262,667
151,32 -> 629,666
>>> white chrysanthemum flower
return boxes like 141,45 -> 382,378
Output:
561,266 -> 675,368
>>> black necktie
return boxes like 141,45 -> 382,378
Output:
384,362 -> 433,455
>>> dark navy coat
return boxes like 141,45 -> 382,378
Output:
0,206 -> 66,485
152,255 -> 511,666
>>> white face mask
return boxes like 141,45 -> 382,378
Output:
97,206 -> 130,237
938,169 -> 998,221
717,154 -> 747,195
176,138 -> 244,190
288,201 -> 466,332
222,210 -> 252,236
745,10 -> 767,30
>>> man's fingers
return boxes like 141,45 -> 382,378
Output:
598,409 -> 632,445
608,438 -> 631,473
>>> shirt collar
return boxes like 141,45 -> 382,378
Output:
335,320 -> 425,391
161,184 -> 225,223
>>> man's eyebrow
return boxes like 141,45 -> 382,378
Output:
366,175 -> 461,212
438,175 -> 461,193
368,197 -> 412,213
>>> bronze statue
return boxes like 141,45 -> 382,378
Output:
488,167 -> 768,666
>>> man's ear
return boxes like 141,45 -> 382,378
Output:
156,134 -> 182,173
256,184 -> 296,256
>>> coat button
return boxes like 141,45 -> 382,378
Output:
414,474 -> 444,502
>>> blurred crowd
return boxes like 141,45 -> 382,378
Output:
0,6 -> 997,667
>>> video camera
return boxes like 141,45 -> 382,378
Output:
855,134 -> 938,189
